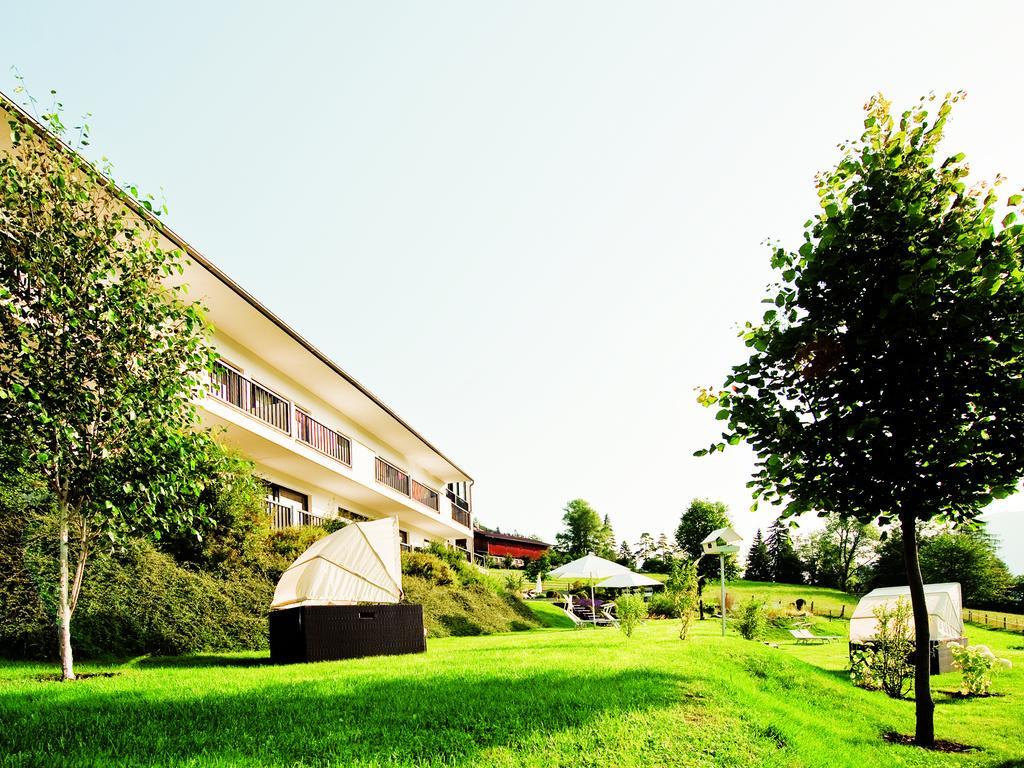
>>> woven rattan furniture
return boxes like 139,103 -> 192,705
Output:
270,604 -> 426,664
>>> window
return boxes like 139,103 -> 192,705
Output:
266,482 -> 308,511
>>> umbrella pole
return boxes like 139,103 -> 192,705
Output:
591,578 -> 597,628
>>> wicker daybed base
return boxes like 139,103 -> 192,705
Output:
270,604 -> 426,664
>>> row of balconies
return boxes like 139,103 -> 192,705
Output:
209,361 -> 466,523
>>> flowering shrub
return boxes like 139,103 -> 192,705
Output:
950,643 -> 1012,696
849,598 -> 914,699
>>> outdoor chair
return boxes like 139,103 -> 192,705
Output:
789,628 -> 839,644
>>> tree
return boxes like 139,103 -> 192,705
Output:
743,529 -> 772,581
765,518 -> 804,584
869,524 -> 1013,607
554,499 -> 605,558
597,513 -> 616,559
665,558 -> 699,640
615,540 -> 637,570
675,498 -> 738,582
635,532 -> 656,565
0,96 -> 220,679
801,516 -> 879,591
698,92 -> 1024,746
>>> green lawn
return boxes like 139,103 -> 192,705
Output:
2,619 -> 1022,767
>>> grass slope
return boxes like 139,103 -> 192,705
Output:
402,575 -> 540,637
2,618 -> 1021,767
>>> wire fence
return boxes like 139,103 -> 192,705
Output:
963,610 -> 1024,634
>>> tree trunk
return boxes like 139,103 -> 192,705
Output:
900,514 -> 932,747
58,512 -> 76,681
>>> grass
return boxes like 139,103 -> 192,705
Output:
2,617 -> 1022,767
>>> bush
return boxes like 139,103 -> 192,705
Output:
736,598 -> 768,640
504,573 -> 525,592
950,643 -> 1012,696
401,552 -> 458,586
849,597 -> 914,699
616,593 -> 648,638
647,593 -> 679,619
665,559 -> 699,639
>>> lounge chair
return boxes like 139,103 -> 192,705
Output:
789,628 -> 839,644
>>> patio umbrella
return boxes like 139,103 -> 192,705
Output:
548,553 -> 631,626
596,571 -> 663,589
535,575 -> 543,594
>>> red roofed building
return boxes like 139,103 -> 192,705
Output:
473,528 -> 552,563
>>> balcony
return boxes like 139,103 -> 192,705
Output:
265,499 -> 326,529
209,361 -> 351,466
452,507 -> 471,528
375,456 -> 410,495
411,479 -> 439,511
210,361 -> 290,433
295,409 -> 351,465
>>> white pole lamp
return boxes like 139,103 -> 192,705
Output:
700,527 -> 743,637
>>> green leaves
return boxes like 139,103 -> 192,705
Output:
696,91 -> 1024,532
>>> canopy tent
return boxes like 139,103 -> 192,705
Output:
596,571 -> 663,589
271,517 -> 403,610
850,582 -> 964,644
548,553 -> 631,626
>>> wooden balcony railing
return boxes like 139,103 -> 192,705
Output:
375,457 -> 410,496
295,409 -> 351,465
452,507 -> 471,528
210,361 -> 291,433
266,500 -> 327,529
411,479 -> 439,511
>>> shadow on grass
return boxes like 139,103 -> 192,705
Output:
0,667 -> 692,766
136,654 -> 273,668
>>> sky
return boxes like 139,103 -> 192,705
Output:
3,1 -> 1023,572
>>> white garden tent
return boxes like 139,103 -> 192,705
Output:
850,582 -> 964,644
270,517 -> 403,610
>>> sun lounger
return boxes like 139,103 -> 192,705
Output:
789,628 -> 839,644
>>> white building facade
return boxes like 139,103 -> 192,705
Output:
1,96 -> 475,555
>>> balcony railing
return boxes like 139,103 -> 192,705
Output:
375,457 -> 410,496
295,409 -> 351,465
210,361 -> 290,433
265,500 -> 327,529
411,479 -> 439,511
452,507 -> 471,528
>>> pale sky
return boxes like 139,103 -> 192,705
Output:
3,2 -> 1023,571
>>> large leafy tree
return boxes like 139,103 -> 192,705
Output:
869,525 -> 1012,607
0,96 -> 219,679
554,499 -> 606,558
800,515 -> 879,591
675,498 -> 738,581
698,93 -> 1024,746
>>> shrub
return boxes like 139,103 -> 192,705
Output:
504,573 -> 525,592
736,598 -> 768,640
665,559 -> 699,639
849,597 -> 914,699
616,593 -> 648,638
262,525 -> 329,582
401,552 -> 457,586
950,643 -> 1012,696
647,593 -> 679,618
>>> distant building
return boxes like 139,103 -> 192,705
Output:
473,529 -> 552,563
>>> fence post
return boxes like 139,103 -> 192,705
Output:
840,604 -> 845,618
1004,617 -> 1008,630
